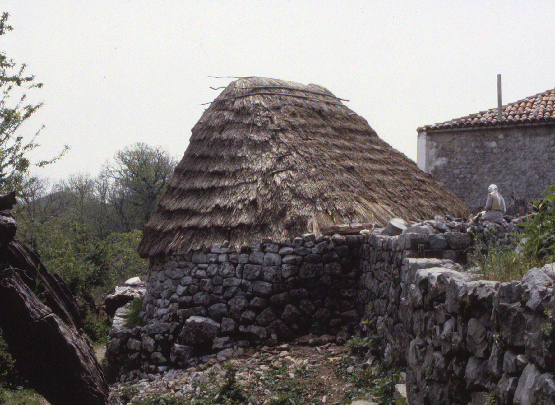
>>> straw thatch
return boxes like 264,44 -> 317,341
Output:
139,77 -> 469,257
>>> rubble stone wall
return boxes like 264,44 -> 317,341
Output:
107,221 -> 555,403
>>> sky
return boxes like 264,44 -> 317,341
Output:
3,0 -> 555,182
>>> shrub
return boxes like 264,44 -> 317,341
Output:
124,296 -> 145,329
215,364 -> 246,404
522,183 -> 555,264
469,244 -> 538,282
0,330 -> 22,389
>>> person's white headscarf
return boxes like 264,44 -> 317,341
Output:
488,184 -> 506,212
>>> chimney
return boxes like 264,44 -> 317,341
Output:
497,74 -> 503,121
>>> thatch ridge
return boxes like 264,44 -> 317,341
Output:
139,77 -> 469,257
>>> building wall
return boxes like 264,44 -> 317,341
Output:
417,124 -> 555,212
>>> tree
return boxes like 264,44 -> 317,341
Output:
0,12 -> 67,194
103,142 -> 177,230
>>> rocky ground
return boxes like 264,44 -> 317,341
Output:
109,336 -> 407,405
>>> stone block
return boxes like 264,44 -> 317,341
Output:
263,253 -> 282,266
192,292 -> 210,306
465,356 -> 489,390
270,292 -> 290,307
444,232 -> 471,250
151,352 -> 167,364
262,265 -> 281,283
282,254 -> 302,265
243,264 -> 262,280
179,316 -> 221,347
496,373 -> 519,404
242,325 -> 267,340
229,295 -> 249,311
383,218 -> 409,236
191,251 -> 206,264
142,336 -> 156,352
249,251 -> 265,264
467,318 -> 488,358
212,336 -> 232,351
429,234 -> 448,249
207,264 -> 219,277
127,338 -> 141,351
256,308 -> 276,326
240,310 -> 256,324
252,281 -> 272,296
207,303 -> 228,322
249,297 -> 268,309
281,264 -> 298,279
299,262 -> 323,278
514,363 -> 542,405
237,254 -> 249,264
170,344 -> 194,367
293,246 -> 311,256
278,246 -> 294,255
221,317 -> 236,334
498,302 -> 526,347
281,304 -> 302,324
223,277 -> 241,287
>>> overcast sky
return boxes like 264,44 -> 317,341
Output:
3,1 -> 555,181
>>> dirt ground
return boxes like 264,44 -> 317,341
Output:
110,342 -> 390,404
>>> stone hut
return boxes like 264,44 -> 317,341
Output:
127,77 -> 470,370
417,87 -> 555,213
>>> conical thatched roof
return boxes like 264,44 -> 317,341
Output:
139,77 -> 469,258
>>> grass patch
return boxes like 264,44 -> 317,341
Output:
469,245 -> 539,282
337,337 -> 404,405
260,363 -> 326,405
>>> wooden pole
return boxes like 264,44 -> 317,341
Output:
497,74 -> 503,121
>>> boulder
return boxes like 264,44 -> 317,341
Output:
383,218 -> 409,236
104,277 -> 146,318
178,316 -> 221,347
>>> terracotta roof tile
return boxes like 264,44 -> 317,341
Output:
419,88 -> 555,131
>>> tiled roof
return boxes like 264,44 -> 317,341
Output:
419,88 -> 555,132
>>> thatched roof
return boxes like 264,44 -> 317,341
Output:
138,77 -> 469,258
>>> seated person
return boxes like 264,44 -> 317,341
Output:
481,184 -> 506,223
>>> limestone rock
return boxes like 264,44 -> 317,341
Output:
179,316 -> 221,347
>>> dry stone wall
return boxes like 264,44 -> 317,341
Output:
107,218 -> 555,404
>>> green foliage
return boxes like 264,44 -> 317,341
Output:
0,387 -> 46,405
124,296 -> 146,329
346,336 -> 378,357
0,13 -> 68,195
0,331 -> 21,389
338,337 -> 403,405
137,394 -> 187,405
16,176 -> 149,342
522,183 -> 555,264
485,392 -> 500,405
117,385 -> 139,403
262,363 -> 324,405
103,142 -> 177,231
469,244 -> 537,282
214,364 -> 246,404
83,308 -> 112,343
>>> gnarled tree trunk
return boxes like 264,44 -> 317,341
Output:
0,194 -> 119,405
